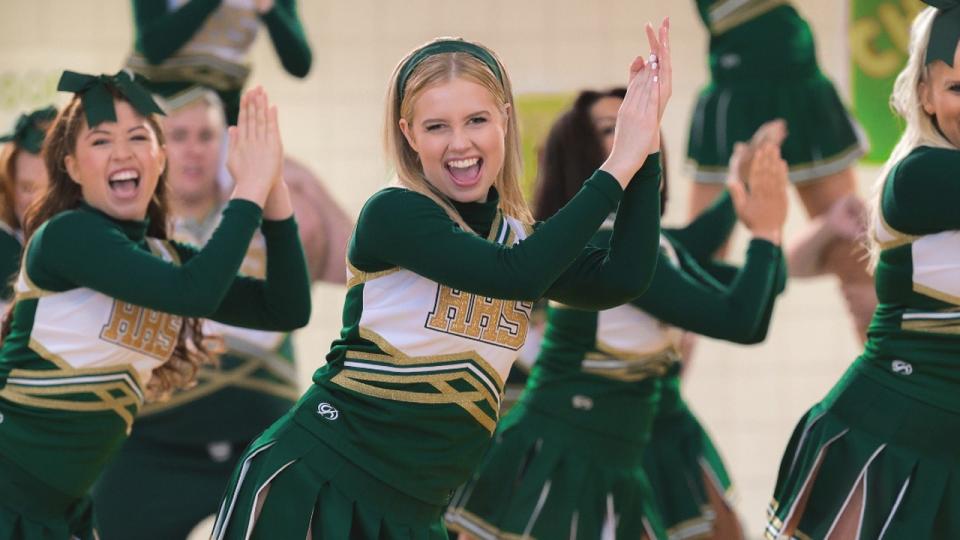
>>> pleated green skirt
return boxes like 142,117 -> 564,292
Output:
643,375 -> 735,540
445,401 -> 667,539
212,412 -> 447,540
686,70 -> 866,184
0,452 -> 95,540
767,364 -> 960,539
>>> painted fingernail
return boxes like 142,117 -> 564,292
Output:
653,75 -> 659,82
651,62 -> 659,70
648,54 -> 657,63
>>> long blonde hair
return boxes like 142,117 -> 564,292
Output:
383,37 -> 533,231
868,6 -> 956,267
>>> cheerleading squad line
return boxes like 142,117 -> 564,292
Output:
1,1 -> 960,539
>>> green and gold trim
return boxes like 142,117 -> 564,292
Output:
13,237 -> 53,301
901,307 -> 960,334
872,207 -> 919,251
0,362 -> 144,433
708,0 -> 790,35
346,261 -> 400,289
690,141 -> 864,184
667,513 -> 714,540
140,351 -> 299,415
582,342 -> 679,382
126,53 -> 250,92
330,327 -> 505,432
445,507 -> 532,540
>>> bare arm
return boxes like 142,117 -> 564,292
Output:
282,156 -> 353,284
785,194 -> 866,278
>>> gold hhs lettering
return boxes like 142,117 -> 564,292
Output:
425,285 -> 532,350
100,300 -> 183,359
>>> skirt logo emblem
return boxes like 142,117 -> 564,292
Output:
572,395 -> 594,410
317,402 -> 340,420
891,360 -> 913,375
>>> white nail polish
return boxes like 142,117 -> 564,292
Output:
649,54 -> 657,63
653,75 -> 659,82
651,62 -> 658,70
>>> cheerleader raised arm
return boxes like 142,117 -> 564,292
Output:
214,23 -> 670,540
0,73 -> 310,540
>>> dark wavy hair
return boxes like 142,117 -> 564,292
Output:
2,88 -> 210,397
532,88 -> 667,221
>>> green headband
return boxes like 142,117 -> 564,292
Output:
57,70 -> 165,128
396,40 -> 504,104
0,105 -> 57,154
924,0 -> 960,66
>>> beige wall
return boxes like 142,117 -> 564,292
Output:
0,1 -> 867,535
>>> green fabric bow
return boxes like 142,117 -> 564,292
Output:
0,105 -> 57,154
57,70 -> 165,127
396,40 -> 504,104
924,0 -> 960,66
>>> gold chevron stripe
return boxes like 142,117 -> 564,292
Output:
357,327 -> 504,392
0,380 -> 141,433
330,369 -> 498,433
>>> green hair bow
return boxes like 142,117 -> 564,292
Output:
0,105 -> 57,154
924,0 -> 960,66
57,70 -> 165,128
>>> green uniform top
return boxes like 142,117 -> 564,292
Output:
126,0 -> 311,122
0,222 -> 22,303
695,0 -> 817,82
131,203 -> 301,444
0,199 -> 310,497
863,145 -> 960,413
294,156 -> 662,507
525,191 -> 786,441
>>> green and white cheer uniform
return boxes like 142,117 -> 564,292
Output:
767,146 -> 960,539
126,0 -> 311,124
0,221 -> 22,309
687,0 -> 866,183
446,192 -> 786,540
212,157 -> 662,539
0,200 -> 309,539
92,204 -> 302,540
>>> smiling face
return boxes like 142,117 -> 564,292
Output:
399,77 -> 508,203
589,96 -> 621,158
12,150 -> 49,226
920,42 -> 960,147
162,101 -> 223,205
64,100 -> 165,221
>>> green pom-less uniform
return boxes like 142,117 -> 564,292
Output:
0,200 -> 310,539
446,193 -> 787,540
91,204 -> 301,540
212,158 -> 662,539
767,146 -> 960,539
687,0 -> 866,183
0,222 -> 22,308
125,0 -> 311,124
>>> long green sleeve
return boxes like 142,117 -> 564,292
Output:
351,169 -> 631,304
131,0 -> 221,65
543,154 -> 662,308
747,254 -> 786,342
883,146 -> 960,235
695,249 -> 787,340
259,0 -> 312,77
0,231 -> 21,301
666,190 -> 735,261
26,200 -> 281,321
175,216 -> 311,329
630,238 -> 783,344
690,250 -> 787,295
